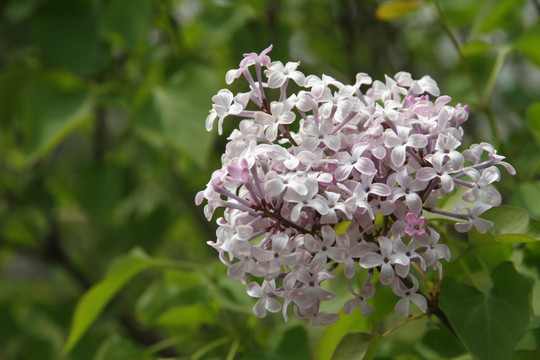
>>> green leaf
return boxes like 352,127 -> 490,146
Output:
515,23 -> 540,68
421,325 -> 466,358
511,182 -> 540,219
513,349 -> 540,360
142,65 -> 218,167
468,206 -> 539,246
74,164 -> 122,222
0,67 -> 34,127
483,205 -> 530,236
134,272 -> 206,326
331,332 -> 371,360
275,326 -> 311,360
473,0 -> 527,34
331,327 -> 384,360
30,0 -> 105,76
362,327 -> 385,360
314,310 -> 370,360
94,334 -> 142,360
525,218 -> 540,240
101,0 -> 152,48
461,40 -> 493,57
440,262 -> 533,360
526,102 -> 540,144
375,1 -> 422,21
61,248 -> 155,357
153,303 -> 215,331
22,71 -> 92,165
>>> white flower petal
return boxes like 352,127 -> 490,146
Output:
344,297 -> 361,315
407,134 -> 428,148
394,298 -> 410,317
266,298 -> 282,313
391,146 -> 406,167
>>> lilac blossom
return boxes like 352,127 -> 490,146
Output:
383,125 -> 428,167
392,276 -> 427,317
404,213 -> 427,237
196,45 -> 515,324
344,281 -> 376,316
205,89 -> 244,135
247,280 -> 282,318
359,236 -> 408,285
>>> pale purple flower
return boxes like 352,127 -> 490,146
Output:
206,89 -> 244,135
416,227 -> 451,267
283,181 -> 329,222
301,116 -> 341,151
334,143 -> 377,181
264,171 -> 308,198
462,167 -> 502,206
392,169 -> 428,215
247,280 -> 282,317
359,236 -> 408,285
289,265 -> 335,308
344,281 -> 376,316
455,202 -> 494,234
305,74 -> 344,99
410,75 -> 440,96
226,158 -> 250,183
251,232 -> 302,280
392,276 -> 427,316
227,241 -> 265,281
240,44 -> 273,68
304,226 -> 348,272
265,61 -> 306,88
254,101 -> 296,141
335,233 -> 366,279
432,133 -> 465,169
416,159 -> 459,193
392,236 -> 424,276
383,125 -> 428,167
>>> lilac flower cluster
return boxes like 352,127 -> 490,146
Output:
196,45 -> 515,325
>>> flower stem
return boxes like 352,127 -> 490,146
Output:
226,337 -> 240,360
382,313 -> 425,337
191,336 -> 231,360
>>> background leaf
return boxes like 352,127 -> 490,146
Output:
148,65 -> 219,167
526,102 -> 540,144
331,332 -> 371,360
375,1 -> 422,21
468,206 -> 540,246
515,23 -> 540,68
101,0 -> 153,48
22,71 -> 92,165
314,310 -> 370,360
472,0 -> 527,34
440,262 -> 533,360
30,0 -> 106,76
61,248 -> 155,357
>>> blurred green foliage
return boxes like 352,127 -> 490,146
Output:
1,0 -> 540,359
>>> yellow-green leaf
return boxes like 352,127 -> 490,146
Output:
61,248 -> 155,357
461,40 -> 492,57
515,23 -> 540,68
526,102 -> 540,144
375,1 -> 422,21
314,310 -> 370,360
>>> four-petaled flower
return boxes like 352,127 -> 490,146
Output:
404,213 -> 427,237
